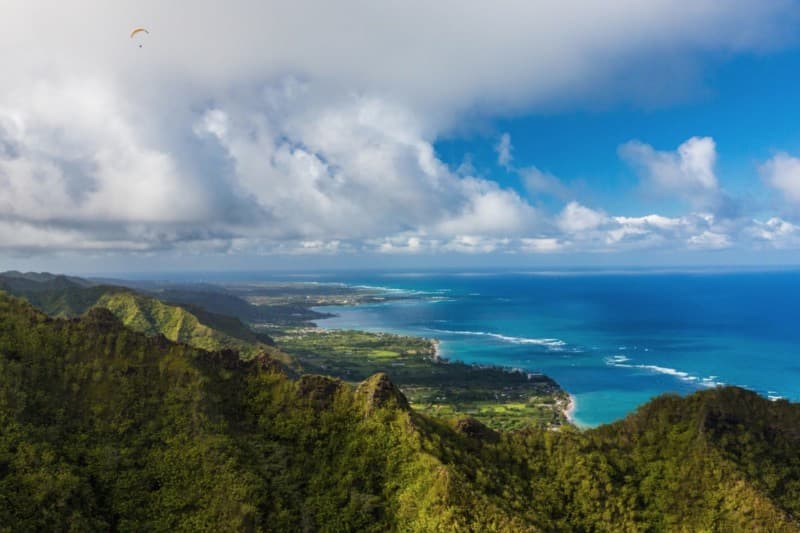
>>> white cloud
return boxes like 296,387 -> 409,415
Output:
197,95 -> 538,243
3,1 -> 792,116
687,231 -> 732,249
619,136 -> 719,203
544,210 -> 735,252
496,133 -> 513,168
747,217 -> 800,248
435,179 -> 538,237
519,238 -> 565,253
558,202 -> 609,234
609,213 -> 710,246
521,166 -> 572,200
441,236 -> 510,254
0,1 -> 798,258
0,220 -> 153,252
760,152 -> 800,204
0,80 -> 214,225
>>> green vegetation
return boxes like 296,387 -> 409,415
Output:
0,271 -> 565,429
155,281 -> 409,330
0,272 -> 123,318
277,329 -> 568,430
153,287 -> 336,328
1,292 -> 799,531
0,271 -> 292,367
95,291 -> 286,362
150,281 -> 399,330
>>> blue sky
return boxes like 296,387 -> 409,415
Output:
437,49 -> 800,217
2,1 -> 800,273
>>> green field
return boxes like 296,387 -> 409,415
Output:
276,328 -> 569,430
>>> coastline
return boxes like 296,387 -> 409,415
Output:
307,291 -> 573,429
431,338 -> 442,360
565,394 -> 577,425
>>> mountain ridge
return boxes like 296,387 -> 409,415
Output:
0,292 -> 798,530
0,270 -> 289,365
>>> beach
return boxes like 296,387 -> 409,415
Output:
565,394 -> 577,425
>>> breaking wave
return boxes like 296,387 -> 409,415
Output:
428,328 -> 567,349
604,355 -> 724,388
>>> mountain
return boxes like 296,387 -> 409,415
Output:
0,271 -> 289,366
152,287 -> 334,326
95,290 -> 285,361
0,292 -> 798,531
0,270 -> 93,287
0,271 -> 113,317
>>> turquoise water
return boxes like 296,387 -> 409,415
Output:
305,270 -> 800,427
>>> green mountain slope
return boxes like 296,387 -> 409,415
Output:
0,292 -> 798,531
95,291 -> 283,361
0,272 -> 119,317
0,271 -> 287,365
153,287 -> 334,327
0,270 -> 93,287
0,293 -> 530,531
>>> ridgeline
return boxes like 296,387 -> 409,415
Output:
0,291 -> 799,530
0,271 -> 291,366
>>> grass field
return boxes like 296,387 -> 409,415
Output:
276,328 -> 569,430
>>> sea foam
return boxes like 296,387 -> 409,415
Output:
604,355 -> 724,388
429,328 -> 567,349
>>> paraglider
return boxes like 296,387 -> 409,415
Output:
130,27 -> 149,48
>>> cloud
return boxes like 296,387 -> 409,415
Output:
434,179 -> 539,237
496,133 -> 513,168
608,213 -> 723,249
197,94 -> 538,242
687,231 -> 732,249
0,79 -> 214,225
519,238 -> 565,253
546,209 -> 738,252
520,166 -> 572,200
0,1 -> 799,259
4,1 -> 795,117
557,202 -> 609,234
619,136 -> 719,202
760,152 -> 800,204
747,217 -> 800,248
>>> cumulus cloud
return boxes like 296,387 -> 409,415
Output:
619,136 -> 719,204
760,152 -> 800,204
197,94 -> 538,242
557,202 -> 609,234
687,231 -> 732,249
496,133 -> 513,169
747,217 -> 800,248
0,81 -> 215,221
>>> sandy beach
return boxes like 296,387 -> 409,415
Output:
431,338 -> 443,361
565,394 -> 577,425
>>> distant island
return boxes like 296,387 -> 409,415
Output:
1,271 -> 799,530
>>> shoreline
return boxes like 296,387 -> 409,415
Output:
310,291 -> 574,429
431,338 -> 442,360
565,394 -> 577,425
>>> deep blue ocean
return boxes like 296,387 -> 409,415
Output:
123,269 -> 800,427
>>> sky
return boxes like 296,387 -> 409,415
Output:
2,0 -> 800,273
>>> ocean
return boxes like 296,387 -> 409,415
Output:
304,269 -> 800,427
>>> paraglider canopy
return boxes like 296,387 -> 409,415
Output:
130,27 -> 149,47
